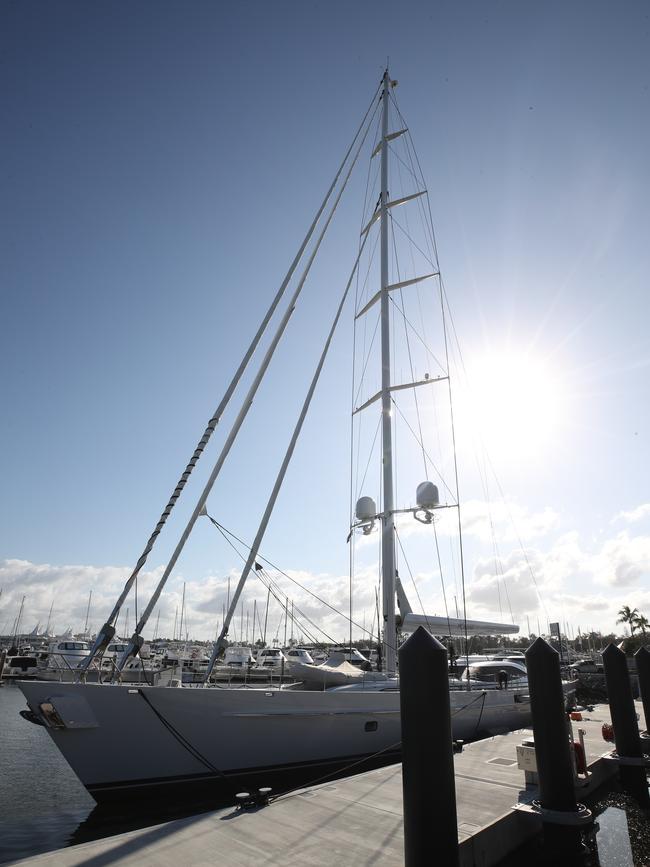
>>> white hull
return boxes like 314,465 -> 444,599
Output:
18,680 -> 532,802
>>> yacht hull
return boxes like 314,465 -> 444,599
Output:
18,680 -> 532,803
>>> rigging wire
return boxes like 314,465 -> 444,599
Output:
389,215 -> 428,479
432,520 -> 454,636
114,91 -> 382,677
439,285 -> 549,620
390,88 -> 533,635
85,80 -> 384,668
202,512 -> 380,645
389,398 -> 455,499
394,527 -> 431,636
204,512 -> 334,645
386,287 -> 446,375
353,312 -> 381,407
390,214 -> 437,269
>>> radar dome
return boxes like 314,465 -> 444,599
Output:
355,496 -> 377,522
416,481 -> 439,510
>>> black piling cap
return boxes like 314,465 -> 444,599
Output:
399,625 -> 446,661
525,636 -> 558,661
602,642 -> 625,662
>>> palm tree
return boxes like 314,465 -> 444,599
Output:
634,613 -> 648,635
617,605 -> 640,635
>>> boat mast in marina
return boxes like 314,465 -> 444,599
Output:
44,599 -> 54,636
378,69 -> 397,676
12,595 -> 25,645
83,590 -> 92,636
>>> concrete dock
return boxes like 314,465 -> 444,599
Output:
7,702 -> 647,867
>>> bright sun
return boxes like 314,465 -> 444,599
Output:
457,350 -> 565,463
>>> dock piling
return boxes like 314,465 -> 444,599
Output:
602,643 -> 649,806
399,626 -> 459,867
526,638 -> 578,812
525,638 -> 588,858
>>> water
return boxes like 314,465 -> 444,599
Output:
499,789 -> 650,866
592,793 -> 650,867
0,682 -> 94,862
0,683 -> 221,864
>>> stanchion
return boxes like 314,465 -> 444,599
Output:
399,627 -> 459,867
602,643 -> 650,806
523,638 -> 589,859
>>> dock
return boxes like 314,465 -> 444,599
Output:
7,701 -> 646,866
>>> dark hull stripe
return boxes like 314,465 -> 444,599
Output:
87,749 -> 402,796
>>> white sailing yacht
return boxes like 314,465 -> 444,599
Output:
19,71 -> 536,804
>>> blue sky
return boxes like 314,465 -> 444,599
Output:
1,1 -> 649,641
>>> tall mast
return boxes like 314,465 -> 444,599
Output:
179,582 -> 186,644
83,590 -> 92,634
379,70 -> 397,676
13,595 -> 25,644
45,599 -> 54,635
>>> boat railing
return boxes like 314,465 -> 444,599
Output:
40,651 -> 161,685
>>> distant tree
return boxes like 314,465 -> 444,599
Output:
634,613 -> 648,635
617,605 -> 640,635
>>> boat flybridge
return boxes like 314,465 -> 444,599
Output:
19,70 -> 556,803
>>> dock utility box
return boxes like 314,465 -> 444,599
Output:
516,739 -> 538,786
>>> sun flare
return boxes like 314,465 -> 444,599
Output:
457,350 -> 565,463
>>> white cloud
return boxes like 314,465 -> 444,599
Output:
448,499 -> 558,543
612,503 -> 650,524
463,523 -> 650,631
3,505 -> 650,643
0,558 -> 373,645
593,531 -> 650,587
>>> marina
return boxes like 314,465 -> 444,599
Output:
3,4 -> 650,866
